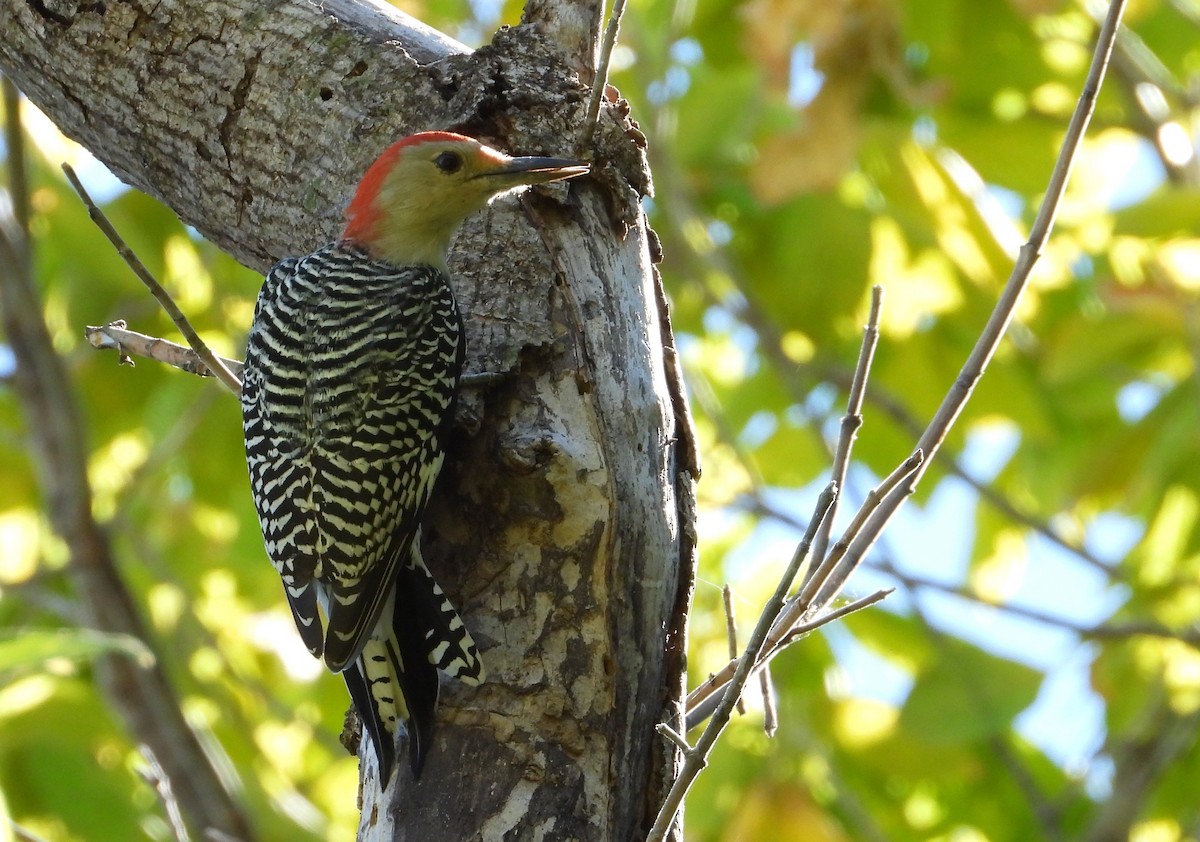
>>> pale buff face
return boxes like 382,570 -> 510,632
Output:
368,139 -> 581,268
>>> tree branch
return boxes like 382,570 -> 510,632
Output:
62,166 -> 243,394
672,284 -> 890,726
85,321 -> 245,382
677,0 -> 1128,752
578,0 -> 629,150
647,482 -> 839,841
721,585 -> 747,716
812,284 -> 882,564
683,454 -> 921,726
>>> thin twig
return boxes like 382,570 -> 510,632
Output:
730,8 -> 1132,809
792,451 -> 922,613
683,441 -> 918,722
655,723 -> 691,753
681,453 -> 923,720
757,666 -> 776,737
140,745 -> 192,842
577,0 -> 629,151
681,450 -> 923,718
685,588 -> 892,730
646,483 -> 837,842
660,3 -> 1127,831
60,164 -> 243,396
721,585 -> 746,715
86,321 -> 246,381
811,285 -> 883,565
769,588 -> 893,652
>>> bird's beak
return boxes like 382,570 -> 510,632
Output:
479,156 -> 590,186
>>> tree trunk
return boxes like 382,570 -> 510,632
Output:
0,0 -> 697,839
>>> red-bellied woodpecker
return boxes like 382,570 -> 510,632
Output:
242,132 -> 589,783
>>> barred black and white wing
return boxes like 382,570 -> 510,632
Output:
242,243 -> 482,780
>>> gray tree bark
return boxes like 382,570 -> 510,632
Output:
0,0 -> 696,839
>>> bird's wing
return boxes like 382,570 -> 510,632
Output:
243,256 -> 327,658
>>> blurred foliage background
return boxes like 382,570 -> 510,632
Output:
2,0 -> 1199,839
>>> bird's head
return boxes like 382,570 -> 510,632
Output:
342,131 -> 589,268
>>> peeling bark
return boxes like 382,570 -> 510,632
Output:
0,0 -> 696,838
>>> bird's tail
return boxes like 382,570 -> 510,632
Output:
343,539 -> 483,784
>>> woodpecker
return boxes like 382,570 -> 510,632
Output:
241,132 -> 589,783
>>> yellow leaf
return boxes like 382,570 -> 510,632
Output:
832,697 -> 898,749
868,216 -> 962,339
970,528 -> 1028,603
725,780 -> 851,842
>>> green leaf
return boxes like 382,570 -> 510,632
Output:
899,638 -> 1041,744
0,629 -> 154,679
1113,188 -> 1200,238
843,607 -> 934,674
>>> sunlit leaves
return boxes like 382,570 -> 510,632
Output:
0,630 -> 153,678
900,639 -> 1041,744
0,510 -> 40,583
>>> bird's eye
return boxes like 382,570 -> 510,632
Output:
434,151 -> 463,174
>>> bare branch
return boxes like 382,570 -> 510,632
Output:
138,746 -> 193,842
655,722 -> 692,753
795,450 -> 923,610
679,452 -> 924,722
770,588 -> 893,651
61,164 -> 243,396
721,585 -> 746,715
578,0 -> 629,151
684,588 -> 891,731
647,482 -> 838,842
757,667 -> 777,738
670,2 -> 1141,750
812,285 -> 883,564
86,321 -> 245,383
686,578 -> 902,729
